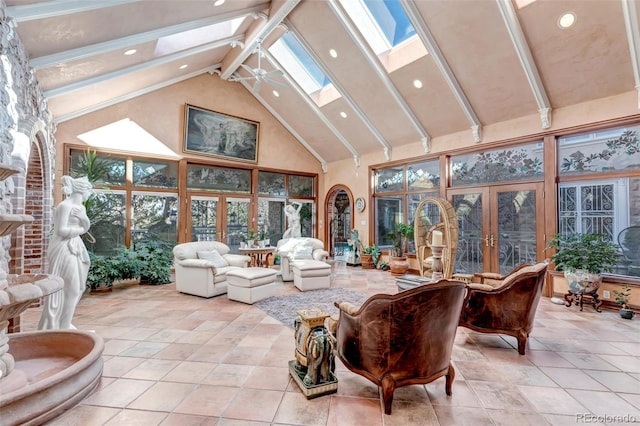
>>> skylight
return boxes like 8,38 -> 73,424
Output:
339,0 -> 416,55
155,17 -> 244,57
269,32 -> 332,95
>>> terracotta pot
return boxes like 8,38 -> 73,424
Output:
361,254 -> 375,269
389,256 -> 409,276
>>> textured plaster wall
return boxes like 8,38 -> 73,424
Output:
0,2 -> 55,281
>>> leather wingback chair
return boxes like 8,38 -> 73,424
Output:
333,280 -> 467,414
459,262 -> 548,355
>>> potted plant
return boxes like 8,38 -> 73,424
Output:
247,229 -> 257,247
361,244 -> 380,269
258,229 -> 268,248
547,233 -> 619,295
86,252 -> 119,291
387,223 -> 414,276
377,260 -> 389,271
134,238 -> 174,285
613,285 -> 635,319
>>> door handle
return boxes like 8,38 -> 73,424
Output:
490,235 -> 495,248
484,235 -> 489,247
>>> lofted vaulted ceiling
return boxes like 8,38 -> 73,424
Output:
4,0 -> 640,171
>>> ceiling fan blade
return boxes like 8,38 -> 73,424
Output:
265,79 -> 287,89
265,69 -> 283,78
239,63 -> 256,75
252,80 -> 262,93
232,75 -> 257,82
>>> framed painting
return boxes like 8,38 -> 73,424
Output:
184,104 -> 259,163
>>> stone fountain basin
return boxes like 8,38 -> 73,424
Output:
0,330 -> 104,426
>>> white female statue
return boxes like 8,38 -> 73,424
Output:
283,201 -> 302,239
38,176 -> 93,330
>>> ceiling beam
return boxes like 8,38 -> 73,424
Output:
285,21 -> 392,161
7,0 -> 142,23
263,49 -> 361,168
220,0 -> 301,80
400,0 -> 483,143
28,4 -> 268,69
45,35 -> 243,99
496,0 -> 551,129
327,0 -> 431,153
237,79 -> 328,172
621,0 -> 640,109
53,65 -> 220,124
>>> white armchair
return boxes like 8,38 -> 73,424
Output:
173,241 -> 251,298
276,238 -> 329,282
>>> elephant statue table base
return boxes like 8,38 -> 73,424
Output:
290,308 -> 338,399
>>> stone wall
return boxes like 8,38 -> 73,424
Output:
0,1 -> 56,284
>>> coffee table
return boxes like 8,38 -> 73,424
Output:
395,274 -> 435,291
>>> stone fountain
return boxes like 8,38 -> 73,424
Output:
0,168 -> 104,425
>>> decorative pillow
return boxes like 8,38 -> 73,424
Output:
197,250 -> 229,268
292,244 -> 314,260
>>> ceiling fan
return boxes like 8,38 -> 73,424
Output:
233,39 -> 286,93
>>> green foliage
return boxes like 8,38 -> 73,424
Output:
547,233 -> 619,275
86,252 -> 120,290
362,244 -> 381,264
73,148 -> 111,185
613,285 -> 632,308
258,229 -> 268,240
377,260 -> 389,271
387,223 -> 414,257
134,237 -> 174,285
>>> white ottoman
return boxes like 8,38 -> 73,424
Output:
292,260 -> 331,291
226,268 -> 278,304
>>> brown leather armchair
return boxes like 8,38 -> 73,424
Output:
333,280 -> 468,414
459,262 -> 548,355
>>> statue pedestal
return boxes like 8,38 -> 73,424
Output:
288,360 -> 338,399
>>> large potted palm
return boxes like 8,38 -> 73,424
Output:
388,223 -> 414,276
547,233 -> 619,295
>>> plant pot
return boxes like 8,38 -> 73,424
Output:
564,269 -> 602,294
389,256 -> 409,276
361,254 -> 375,269
620,308 -> 635,320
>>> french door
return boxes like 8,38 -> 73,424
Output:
187,195 -> 251,253
449,183 -> 544,275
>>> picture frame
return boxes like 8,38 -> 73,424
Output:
184,104 -> 259,163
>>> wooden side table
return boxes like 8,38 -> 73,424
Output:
239,247 -> 276,268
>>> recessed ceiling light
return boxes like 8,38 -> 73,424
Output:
214,0 -> 225,6
179,64 -> 188,69
124,49 -> 137,56
558,12 -> 576,29
413,79 -> 423,89
340,111 -> 347,118
329,49 -> 338,58
272,90 -> 280,97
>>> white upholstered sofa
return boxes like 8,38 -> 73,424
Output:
276,238 -> 330,282
173,241 -> 251,298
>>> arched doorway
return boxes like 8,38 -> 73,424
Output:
324,185 -> 354,261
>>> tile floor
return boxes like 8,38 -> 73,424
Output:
18,262 -> 640,425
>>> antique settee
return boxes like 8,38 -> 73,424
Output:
332,280 -> 468,414
459,262 -> 548,355
172,241 -> 251,298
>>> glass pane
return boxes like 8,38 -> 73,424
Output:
407,160 -> 440,191
288,175 -> 314,197
131,193 -> 178,244
364,0 -> 416,46
375,196 -> 402,247
70,149 -> 126,186
191,197 -> 217,241
331,192 -> 351,259
258,172 -> 285,196
412,195 -> 444,255
452,193 -> 483,274
227,199 -> 250,253
84,191 -> 126,255
186,164 -> 251,193
374,166 -> 404,193
407,193 -> 438,253
496,190 -> 538,275
132,159 -> 178,188
558,126 -> 640,176
258,199 -> 286,243
298,201 -> 315,237
451,142 -> 544,186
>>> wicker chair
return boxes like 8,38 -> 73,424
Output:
413,197 -> 459,278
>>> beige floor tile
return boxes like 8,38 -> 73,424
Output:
222,388 -> 284,422
161,360 -> 217,383
159,413 -> 218,425
566,389 -> 640,418
128,382 -> 196,412
517,385 -> 588,415
123,358 -> 180,381
202,363 -> 254,387
243,365 -> 291,390
84,378 -> 155,408
486,408 -> 553,425
102,339 -> 138,356
433,405 -> 494,425
173,384 -> 239,417
47,405 -> 120,425
427,378 -> 483,408
272,392 -> 330,426
466,380 -> 535,411
540,366 -> 608,390
326,395 -> 382,426
119,341 -> 169,358
104,409 -> 168,425
585,370 -> 640,393
152,342 -> 200,360
102,356 -> 146,378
